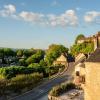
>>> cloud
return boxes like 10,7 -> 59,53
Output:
0,4 -> 16,17
18,10 -> 78,27
0,4 -> 78,27
84,11 -> 100,24
47,10 -> 78,27
19,11 -> 44,23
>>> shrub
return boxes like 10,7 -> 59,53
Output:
0,73 -> 43,93
9,73 -> 43,92
49,82 -> 76,96
0,66 -> 34,79
0,79 -> 7,95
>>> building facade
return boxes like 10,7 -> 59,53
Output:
74,48 -> 100,100
53,53 -> 68,67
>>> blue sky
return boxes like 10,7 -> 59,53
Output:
0,0 -> 100,49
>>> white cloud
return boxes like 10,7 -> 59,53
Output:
19,11 -> 44,23
47,10 -> 78,27
84,11 -> 100,24
0,4 -> 78,27
18,10 -> 78,27
0,4 -> 16,17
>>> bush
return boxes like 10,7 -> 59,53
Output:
0,79 -> 7,95
49,82 -> 76,96
9,73 -> 43,92
0,73 -> 43,93
0,66 -> 34,79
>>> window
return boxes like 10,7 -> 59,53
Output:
80,75 -> 85,84
76,71 -> 80,76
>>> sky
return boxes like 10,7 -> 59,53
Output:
0,0 -> 100,49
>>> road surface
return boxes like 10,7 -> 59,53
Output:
9,63 -> 75,100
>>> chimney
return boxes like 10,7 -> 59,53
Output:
93,36 -> 98,51
97,31 -> 100,47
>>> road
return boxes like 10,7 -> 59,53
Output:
9,63 -> 75,100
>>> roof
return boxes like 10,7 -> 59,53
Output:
56,53 -> 75,62
86,48 -> 100,62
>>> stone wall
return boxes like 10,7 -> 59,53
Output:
84,62 -> 100,100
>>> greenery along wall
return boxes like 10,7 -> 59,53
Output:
70,34 -> 94,56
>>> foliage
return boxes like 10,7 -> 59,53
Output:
75,34 -> 85,44
28,63 -> 45,73
23,48 -> 36,57
9,73 -> 43,92
49,82 -> 76,96
0,73 -> 43,94
70,42 -> 94,56
19,59 -> 26,66
45,44 -> 68,65
26,50 -> 45,65
0,66 -> 34,79
0,48 -> 15,63
16,49 -> 23,57
45,65 -> 65,77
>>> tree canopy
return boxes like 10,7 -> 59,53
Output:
75,34 -> 85,44
70,42 -> 94,56
45,44 -> 69,65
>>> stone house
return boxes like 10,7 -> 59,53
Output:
74,31 -> 100,100
53,53 -> 69,67
75,53 -> 88,62
84,48 -> 100,100
74,48 -> 100,100
77,31 -> 100,50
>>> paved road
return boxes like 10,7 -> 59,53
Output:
9,63 -> 75,100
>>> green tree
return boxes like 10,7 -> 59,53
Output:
3,48 -> 15,57
70,42 -> 94,56
19,59 -> 26,66
26,49 -> 45,65
75,34 -> 85,44
17,49 -> 23,57
45,44 -> 68,65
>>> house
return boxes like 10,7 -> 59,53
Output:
77,39 -> 85,44
84,48 -> 100,100
77,31 -> 100,51
75,53 -> 88,62
74,48 -> 100,100
53,53 -> 69,67
74,32 -> 100,100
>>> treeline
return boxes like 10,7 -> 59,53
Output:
0,65 -> 65,79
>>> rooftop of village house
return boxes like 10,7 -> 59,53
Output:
77,31 -> 100,41
86,48 -> 100,62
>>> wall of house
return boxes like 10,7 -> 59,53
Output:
77,40 -> 85,44
84,62 -> 100,100
56,55 -> 67,62
74,63 -> 85,86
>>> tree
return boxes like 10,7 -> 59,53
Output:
26,49 -> 45,65
19,59 -> 26,66
75,34 -> 85,44
3,48 -> 15,57
23,50 -> 31,57
17,49 -> 23,57
45,44 -> 69,65
70,42 -> 94,56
